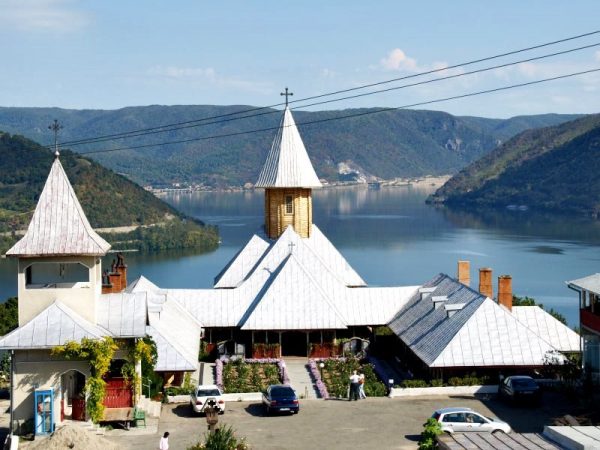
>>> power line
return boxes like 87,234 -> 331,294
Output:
53,29 -> 600,148
78,67 -> 600,156
53,41 -> 600,148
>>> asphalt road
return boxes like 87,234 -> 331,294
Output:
105,392 -> 576,450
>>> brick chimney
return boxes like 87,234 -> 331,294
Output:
479,268 -> 493,299
457,260 -> 470,286
101,253 -> 128,294
115,252 -> 127,290
498,275 -> 513,311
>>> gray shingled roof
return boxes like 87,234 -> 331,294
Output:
388,274 -> 486,366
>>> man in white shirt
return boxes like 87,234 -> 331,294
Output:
349,370 -> 360,401
159,431 -> 170,450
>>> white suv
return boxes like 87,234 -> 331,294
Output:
432,407 -> 511,434
190,384 -> 226,414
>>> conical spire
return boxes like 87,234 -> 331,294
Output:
256,108 -> 322,188
6,157 -> 111,257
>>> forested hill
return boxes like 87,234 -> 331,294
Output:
0,132 -> 219,252
428,114 -> 600,217
0,106 -> 580,187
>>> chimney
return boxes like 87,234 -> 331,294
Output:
498,275 -> 513,311
479,268 -> 493,299
457,260 -> 470,286
115,252 -> 128,290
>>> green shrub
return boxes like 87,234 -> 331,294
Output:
430,379 -> 443,387
187,425 -> 249,450
418,418 -> 442,450
400,379 -> 428,388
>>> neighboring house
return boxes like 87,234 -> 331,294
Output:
0,154 -> 199,433
567,273 -> 600,382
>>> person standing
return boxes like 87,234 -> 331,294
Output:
349,370 -> 360,401
159,431 -> 170,450
358,372 -> 367,399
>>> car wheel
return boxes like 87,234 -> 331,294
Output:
265,406 -> 270,416
294,409 -> 299,414
492,429 -> 505,435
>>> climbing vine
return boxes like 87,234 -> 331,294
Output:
122,337 -> 158,398
52,337 -> 118,423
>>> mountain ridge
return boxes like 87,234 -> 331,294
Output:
0,106 -> 581,187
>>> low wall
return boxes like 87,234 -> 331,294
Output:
221,392 -> 262,402
167,395 -> 191,404
389,384 -> 498,398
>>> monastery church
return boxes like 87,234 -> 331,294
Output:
0,106 -> 579,430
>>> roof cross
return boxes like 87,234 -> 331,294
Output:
48,119 -> 63,157
288,241 -> 296,255
280,87 -> 293,107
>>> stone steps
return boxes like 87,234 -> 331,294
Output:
283,358 -> 318,399
138,395 -> 161,418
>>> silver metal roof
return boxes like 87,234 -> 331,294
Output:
125,275 -> 159,293
6,158 -> 111,257
255,108 -> 322,188
155,226 -> 414,330
97,292 -> 147,337
567,273 -> 600,295
214,234 -> 271,288
0,301 -> 109,350
512,306 -> 580,353
146,326 -> 197,372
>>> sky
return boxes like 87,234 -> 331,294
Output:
1,0 -> 600,118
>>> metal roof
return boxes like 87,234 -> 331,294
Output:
0,301 -> 109,350
255,108 -> 322,188
125,275 -> 159,293
511,306 -> 580,353
97,292 -> 147,337
146,326 -> 197,372
158,226 -> 414,330
567,273 -> 600,295
6,157 -> 111,257
214,225 -> 365,289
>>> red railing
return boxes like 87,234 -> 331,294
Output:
581,309 -> 600,333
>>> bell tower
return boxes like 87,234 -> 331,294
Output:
255,96 -> 321,239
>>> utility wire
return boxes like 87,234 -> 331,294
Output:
78,67 -> 600,156
53,29 -> 600,148
54,41 -> 600,148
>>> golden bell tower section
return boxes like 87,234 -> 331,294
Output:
264,188 -> 312,239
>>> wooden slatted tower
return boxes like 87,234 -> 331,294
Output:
256,104 -> 322,239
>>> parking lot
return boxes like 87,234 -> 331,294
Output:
105,392 -> 577,450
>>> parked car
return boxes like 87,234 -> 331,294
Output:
432,407 -> 511,434
498,375 -> 541,404
190,384 -> 226,414
262,385 -> 299,415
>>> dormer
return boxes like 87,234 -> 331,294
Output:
6,155 -> 110,326
255,107 -> 321,239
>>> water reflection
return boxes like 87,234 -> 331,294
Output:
0,185 -> 598,328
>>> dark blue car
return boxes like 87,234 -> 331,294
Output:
262,385 -> 299,415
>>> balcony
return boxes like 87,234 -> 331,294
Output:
581,308 -> 600,333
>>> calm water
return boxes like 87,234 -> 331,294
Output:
1,185 -> 599,327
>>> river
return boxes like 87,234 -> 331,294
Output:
1,184 -> 599,327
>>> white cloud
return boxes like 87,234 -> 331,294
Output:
0,0 -> 88,32
595,51 -> 600,62
320,68 -> 336,79
380,48 -> 419,72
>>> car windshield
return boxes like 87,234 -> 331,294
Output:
512,379 -> 537,388
197,389 -> 220,397
271,387 -> 294,397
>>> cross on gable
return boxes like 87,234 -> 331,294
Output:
288,241 -> 296,254
280,87 -> 293,107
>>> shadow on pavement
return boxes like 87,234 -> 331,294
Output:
244,403 -> 266,417
404,434 -> 421,442
171,404 -> 196,418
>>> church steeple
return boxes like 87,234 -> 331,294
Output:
256,103 -> 321,239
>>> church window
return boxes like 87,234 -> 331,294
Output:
285,195 -> 293,215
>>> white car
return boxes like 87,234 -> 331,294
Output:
190,384 -> 226,414
432,407 -> 511,434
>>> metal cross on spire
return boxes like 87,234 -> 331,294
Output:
48,119 -> 63,157
280,87 -> 293,108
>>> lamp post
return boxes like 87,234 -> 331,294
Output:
319,362 -> 325,379
388,379 -> 394,397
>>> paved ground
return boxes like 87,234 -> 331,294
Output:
104,392 -> 577,450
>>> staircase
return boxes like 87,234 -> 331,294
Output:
283,357 -> 318,399
199,362 -> 216,385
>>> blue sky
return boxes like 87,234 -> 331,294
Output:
1,0 -> 600,118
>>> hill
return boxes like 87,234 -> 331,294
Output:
428,114 -> 600,217
0,132 -> 219,253
0,106 -> 581,187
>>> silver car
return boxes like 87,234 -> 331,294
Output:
190,384 -> 226,414
432,407 -> 511,434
